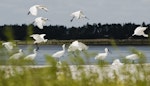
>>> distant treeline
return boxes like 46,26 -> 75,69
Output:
0,22 -> 150,41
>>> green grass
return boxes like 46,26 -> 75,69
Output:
0,50 -> 149,86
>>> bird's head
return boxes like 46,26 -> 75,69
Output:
19,49 -> 23,53
41,18 -> 48,21
105,48 -> 111,54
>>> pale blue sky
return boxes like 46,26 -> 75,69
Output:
0,0 -> 150,27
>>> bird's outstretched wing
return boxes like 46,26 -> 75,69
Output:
28,6 -> 38,16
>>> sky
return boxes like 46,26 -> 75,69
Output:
0,0 -> 150,27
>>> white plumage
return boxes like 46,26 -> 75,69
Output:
9,49 -> 24,60
125,54 -> 139,60
24,49 -> 37,60
95,48 -> 110,60
52,44 -> 65,59
132,26 -> 148,37
30,34 -> 47,44
28,5 -> 48,16
68,40 -> 88,52
112,59 -> 123,66
70,10 -> 89,22
2,42 -> 16,52
30,34 -> 47,50
33,17 -> 48,29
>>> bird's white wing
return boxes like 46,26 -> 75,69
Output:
9,52 -> 23,59
75,11 -> 81,19
2,42 -> 13,51
79,11 -> 85,18
95,53 -> 107,60
68,41 -> 80,51
24,54 -> 36,60
30,34 -> 42,41
134,27 -> 147,36
125,54 -> 139,60
78,42 -> 88,50
34,17 -> 44,29
52,51 -> 64,58
71,11 -> 80,19
40,34 -> 46,39
29,6 -> 38,16
36,21 -> 43,29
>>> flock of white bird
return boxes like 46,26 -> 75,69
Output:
1,3 -> 149,65
1,39 -> 144,65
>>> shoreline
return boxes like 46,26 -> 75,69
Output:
14,39 -> 150,45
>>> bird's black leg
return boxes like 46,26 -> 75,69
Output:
70,17 -> 75,22
27,12 -> 30,15
35,43 -> 39,51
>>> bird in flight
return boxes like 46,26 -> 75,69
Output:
70,10 -> 89,22
68,40 -> 88,52
132,26 -> 148,37
32,17 -> 48,29
2,42 -> 16,52
28,5 -> 48,16
30,34 -> 47,50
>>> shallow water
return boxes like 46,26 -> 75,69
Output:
17,45 -> 150,65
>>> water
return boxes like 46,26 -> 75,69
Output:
18,45 -> 150,65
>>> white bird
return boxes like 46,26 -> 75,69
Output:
70,10 -> 89,22
33,17 -> 48,29
30,34 -> 47,44
125,54 -> 139,63
30,34 -> 47,50
24,49 -> 37,60
9,49 -> 24,60
132,26 -> 148,37
112,59 -> 123,66
2,42 -> 16,52
95,48 -> 110,60
52,44 -> 65,60
28,5 -> 48,16
68,40 -> 88,52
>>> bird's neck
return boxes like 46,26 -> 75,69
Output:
63,47 -> 65,51
34,51 -> 37,54
105,51 -> 109,54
